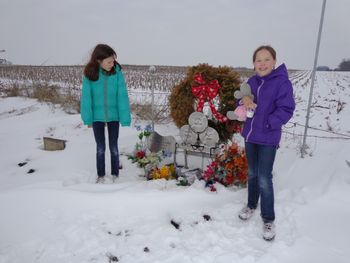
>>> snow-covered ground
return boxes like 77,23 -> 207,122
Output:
0,71 -> 350,263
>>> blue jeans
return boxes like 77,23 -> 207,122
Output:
92,121 -> 120,177
245,142 -> 277,223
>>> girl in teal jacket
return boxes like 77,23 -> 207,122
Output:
80,44 -> 131,183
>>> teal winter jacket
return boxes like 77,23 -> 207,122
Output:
80,67 -> 131,126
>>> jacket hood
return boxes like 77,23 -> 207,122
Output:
256,63 -> 288,81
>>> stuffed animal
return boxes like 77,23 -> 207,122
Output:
233,82 -> 254,101
226,82 -> 254,121
227,105 -> 247,121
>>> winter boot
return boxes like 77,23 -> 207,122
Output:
262,222 -> 275,241
238,206 -> 255,221
112,174 -> 119,183
96,176 -> 105,184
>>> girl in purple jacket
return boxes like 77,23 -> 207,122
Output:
238,46 -> 295,241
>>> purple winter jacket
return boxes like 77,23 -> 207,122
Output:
241,64 -> 295,146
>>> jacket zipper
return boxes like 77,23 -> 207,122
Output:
103,76 -> 108,122
246,79 -> 264,142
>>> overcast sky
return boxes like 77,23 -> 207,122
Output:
0,0 -> 349,69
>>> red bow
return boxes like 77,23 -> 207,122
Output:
191,73 -> 227,123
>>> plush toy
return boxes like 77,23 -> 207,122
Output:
226,82 -> 254,121
233,82 -> 254,101
227,105 -> 247,121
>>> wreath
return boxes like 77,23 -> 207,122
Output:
169,64 -> 242,142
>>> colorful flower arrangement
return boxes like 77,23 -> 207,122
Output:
202,141 -> 248,188
147,164 -> 176,180
128,124 -> 176,181
129,126 -> 248,187
134,124 -> 152,156
128,124 -> 160,168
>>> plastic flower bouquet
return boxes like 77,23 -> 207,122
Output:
129,124 -> 176,181
128,124 -> 158,167
147,164 -> 176,180
202,141 -> 248,187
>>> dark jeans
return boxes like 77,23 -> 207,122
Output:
92,121 -> 120,177
245,142 -> 277,223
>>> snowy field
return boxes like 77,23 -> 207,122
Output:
0,70 -> 350,262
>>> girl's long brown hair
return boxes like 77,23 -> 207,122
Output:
83,44 -> 121,81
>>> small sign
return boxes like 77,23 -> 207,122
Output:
146,131 -> 176,153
